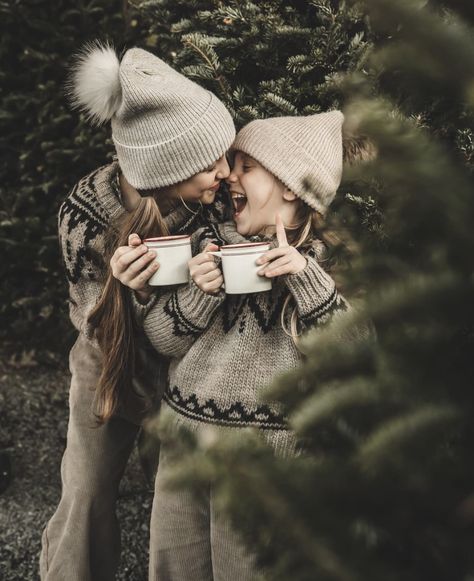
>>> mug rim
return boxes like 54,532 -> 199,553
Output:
220,242 -> 270,249
144,235 -> 191,242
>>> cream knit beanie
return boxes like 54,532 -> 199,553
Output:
69,43 -> 235,189
233,111 -> 344,215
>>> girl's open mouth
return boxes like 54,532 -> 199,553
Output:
231,191 -> 247,216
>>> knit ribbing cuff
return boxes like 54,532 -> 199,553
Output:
284,256 -> 338,325
167,280 -> 225,335
130,290 -> 159,325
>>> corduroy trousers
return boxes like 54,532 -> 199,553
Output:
39,333 -> 161,581
149,442 -> 259,581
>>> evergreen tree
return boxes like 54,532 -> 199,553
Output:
134,0 -> 372,125
0,0 -> 138,357
147,1 -> 474,580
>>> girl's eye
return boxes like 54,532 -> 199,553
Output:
205,166 -> 216,173
243,165 -> 252,171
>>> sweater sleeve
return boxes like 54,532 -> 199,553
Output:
284,254 -> 348,327
57,165 -> 125,345
58,200 -> 105,346
135,222 -> 248,357
140,281 -> 225,358
284,253 -> 375,343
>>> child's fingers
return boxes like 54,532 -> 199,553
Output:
257,255 -> 291,276
203,243 -> 219,252
275,213 -> 289,247
201,274 -> 224,294
193,266 -> 223,293
196,268 -> 222,285
115,245 -> 137,258
120,250 -> 158,282
189,251 -> 218,267
111,244 -> 148,273
128,261 -> 160,290
255,247 -> 289,265
262,262 -> 292,278
128,233 -> 142,247
190,261 -> 219,279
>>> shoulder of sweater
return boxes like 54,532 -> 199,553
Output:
58,162 -> 121,285
59,161 -> 121,228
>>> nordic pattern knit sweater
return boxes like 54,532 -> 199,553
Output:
139,221 -> 371,456
58,160 -> 229,340
57,160 -> 230,420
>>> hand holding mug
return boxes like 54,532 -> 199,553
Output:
189,243 -> 224,295
110,233 -> 159,303
256,213 -> 307,277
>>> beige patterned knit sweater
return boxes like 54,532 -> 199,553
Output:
58,160 -> 230,420
58,160 -> 229,339
138,221 -> 371,455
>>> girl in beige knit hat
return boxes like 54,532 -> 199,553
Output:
115,111 -> 374,580
40,42 -> 236,581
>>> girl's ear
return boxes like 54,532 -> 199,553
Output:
282,188 -> 298,202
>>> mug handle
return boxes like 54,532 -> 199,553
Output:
207,251 -> 224,289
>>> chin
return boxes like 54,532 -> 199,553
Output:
200,191 -> 216,205
235,221 -> 251,236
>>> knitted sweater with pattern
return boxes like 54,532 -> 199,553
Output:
139,221 -> 370,455
58,160 -> 230,421
58,160 -> 229,339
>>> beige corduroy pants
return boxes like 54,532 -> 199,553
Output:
149,442 -> 259,581
39,332 -> 162,581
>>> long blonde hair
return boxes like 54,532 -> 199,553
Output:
281,200 -> 357,344
88,193 -> 170,423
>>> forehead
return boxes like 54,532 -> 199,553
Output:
234,151 -> 255,163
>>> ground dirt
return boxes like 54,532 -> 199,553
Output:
0,354 -> 152,580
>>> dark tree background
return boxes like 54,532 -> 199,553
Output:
1,1 -> 473,580
0,0 -> 140,359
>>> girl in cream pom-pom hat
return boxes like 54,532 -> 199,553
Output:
40,41 -> 236,581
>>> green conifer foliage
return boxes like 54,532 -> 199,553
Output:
134,0 -> 373,125
152,2 -> 474,580
0,0 -> 138,356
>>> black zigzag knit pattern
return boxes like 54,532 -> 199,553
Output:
300,286 -> 348,327
141,225 -> 367,451
59,167 -> 110,284
164,385 -> 288,430
222,286 -> 289,334
164,292 -> 208,337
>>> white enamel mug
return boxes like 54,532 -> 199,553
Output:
144,235 -> 192,286
210,242 -> 272,294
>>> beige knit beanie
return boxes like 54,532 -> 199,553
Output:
233,111 -> 344,215
69,43 -> 235,189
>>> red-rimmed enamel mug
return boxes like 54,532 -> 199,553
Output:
144,235 -> 192,286
210,242 -> 272,294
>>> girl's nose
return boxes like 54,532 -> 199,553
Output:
226,168 -> 238,184
215,155 -> 230,179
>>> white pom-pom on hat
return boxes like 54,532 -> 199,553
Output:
68,41 -> 122,126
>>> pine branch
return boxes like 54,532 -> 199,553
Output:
181,33 -> 231,100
